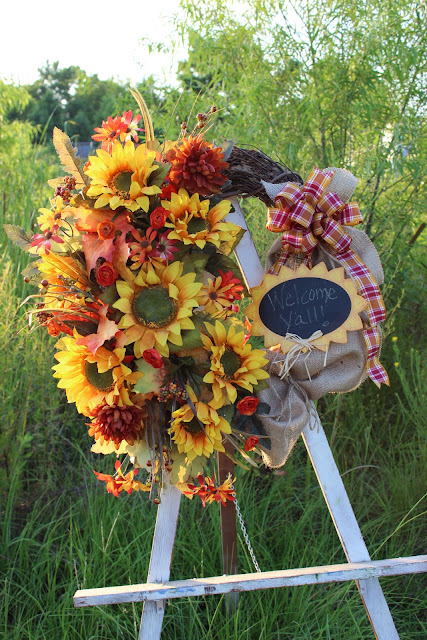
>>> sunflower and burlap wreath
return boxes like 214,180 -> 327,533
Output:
5,96 -> 388,501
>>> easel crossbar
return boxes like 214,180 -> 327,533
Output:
74,555 -> 426,607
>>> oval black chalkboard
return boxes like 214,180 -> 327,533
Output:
258,277 -> 351,339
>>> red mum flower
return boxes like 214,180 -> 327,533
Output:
89,404 -> 144,449
160,181 -> 178,199
218,270 -> 244,302
166,135 -> 229,196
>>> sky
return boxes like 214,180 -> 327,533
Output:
1,0 -> 186,86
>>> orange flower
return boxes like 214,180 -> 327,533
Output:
94,460 -> 149,496
182,474 -> 236,506
97,219 -> 116,240
166,135 -> 229,196
92,115 -> 127,152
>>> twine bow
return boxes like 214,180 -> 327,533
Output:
267,168 -> 389,387
278,331 -> 327,381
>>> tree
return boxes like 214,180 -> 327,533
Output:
16,63 -> 133,141
167,0 -> 427,244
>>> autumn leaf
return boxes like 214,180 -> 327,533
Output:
75,305 -> 118,354
133,358 -> 166,396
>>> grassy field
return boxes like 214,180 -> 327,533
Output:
0,139 -> 426,639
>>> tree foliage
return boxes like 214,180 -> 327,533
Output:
170,0 -> 426,245
13,62 -> 138,142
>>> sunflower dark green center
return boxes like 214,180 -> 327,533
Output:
132,285 -> 178,328
220,348 -> 241,379
183,417 -> 205,435
111,171 -> 133,198
84,360 -> 114,390
187,216 -> 209,235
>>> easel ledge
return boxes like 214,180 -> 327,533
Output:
74,555 -> 427,607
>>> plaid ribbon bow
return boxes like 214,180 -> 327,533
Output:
267,168 -> 389,387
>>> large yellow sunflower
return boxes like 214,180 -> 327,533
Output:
112,261 -> 202,358
162,188 -> 239,249
52,333 -> 141,416
201,321 -> 269,408
169,391 -> 231,461
85,140 -> 162,212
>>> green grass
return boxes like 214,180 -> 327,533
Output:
0,132 -> 426,638
0,261 -> 425,639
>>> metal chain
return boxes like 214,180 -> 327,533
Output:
229,476 -> 262,573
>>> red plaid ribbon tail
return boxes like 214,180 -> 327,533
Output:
364,327 -> 390,387
330,248 -> 388,386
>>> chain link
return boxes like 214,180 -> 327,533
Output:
229,475 -> 261,573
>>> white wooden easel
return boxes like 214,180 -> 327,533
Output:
74,202 -> 426,639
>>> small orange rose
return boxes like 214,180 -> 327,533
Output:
96,261 -> 117,287
150,207 -> 167,229
244,435 -> 259,452
143,348 -> 163,369
97,219 -> 116,240
237,396 -> 259,416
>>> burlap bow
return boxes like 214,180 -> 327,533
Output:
266,168 -> 389,387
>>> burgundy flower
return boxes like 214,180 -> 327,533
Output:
30,225 -> 64,255
151,231 -> 179,265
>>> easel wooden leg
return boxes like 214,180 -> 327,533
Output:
218,441 -> 239,612
138,475 -> 182,640
302,411 -> 400,640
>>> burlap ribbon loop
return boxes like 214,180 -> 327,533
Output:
265,167 -> 389,388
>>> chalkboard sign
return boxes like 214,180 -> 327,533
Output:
245,262 -> 367,352
258,277 -> 351,339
